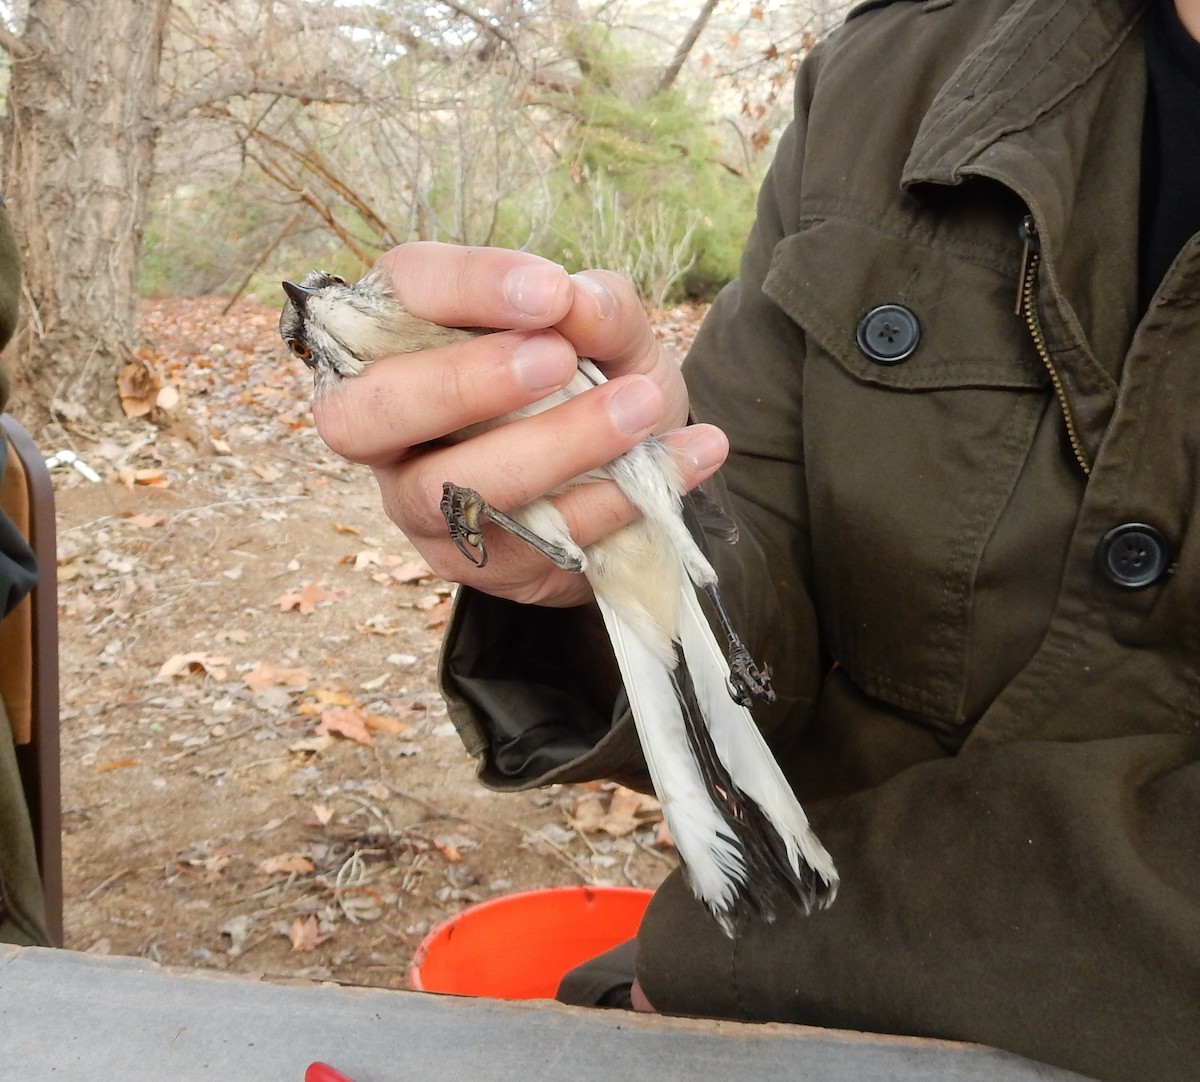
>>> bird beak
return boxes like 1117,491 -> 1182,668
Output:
282,280 -> 320,308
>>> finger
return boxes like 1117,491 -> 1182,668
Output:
429,532 -> 597,609
375,243 -> 573,329
313,329 -> 578,465
631,979 -> 657,1013
560,271 -> 689,429
380,373 -> 669,539
455,423 -> 729,607
550,423 -> 730,552
559,271 -> 659,372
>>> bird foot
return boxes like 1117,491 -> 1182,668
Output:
440,482 -> 585,573
727,642 -> 775,706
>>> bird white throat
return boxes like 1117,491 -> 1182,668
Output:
280,266 -> 838,934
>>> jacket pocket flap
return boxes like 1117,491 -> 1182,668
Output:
763,217 -> 1047,391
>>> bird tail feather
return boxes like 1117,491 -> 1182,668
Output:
597,582 -> 839,935
677,586 -> 839,913
596,595 -> 748,928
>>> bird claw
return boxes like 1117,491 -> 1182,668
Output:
700,581 -> 776,706
727,644 -> 775,706
440,483 -> 489,568
440,481 -> 585,573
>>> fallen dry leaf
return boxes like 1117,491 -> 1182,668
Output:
298,687 -> 359,715
288,915 -> 332,952
257,853 -> 317,876
243,664 -> 311,692
351,549 -> 381,571
155,652 -> 232,681
362,712 -> 410,734
95,758 -> 140,772
355,619 -> 401,636
316,707 -> 375,746
309,802 -> 335,826
118,359 -> 161,418
289,733 -> 335,755
609,785 -> 662,823
276,581 -> 338,615
124,512 -> 166,529
118,466 -> 169,488
251,463 -> 282,482
570,785 -> 662,837
390,559 -> 434,584
424,597 -> 453,629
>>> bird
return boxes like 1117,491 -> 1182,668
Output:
280,266 -> 838,934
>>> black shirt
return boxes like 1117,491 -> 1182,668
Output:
1139,0 -> 1200,309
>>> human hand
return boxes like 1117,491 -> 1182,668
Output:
312,242 -> 729,608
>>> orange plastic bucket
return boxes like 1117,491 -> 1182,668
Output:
409,885 -> 653,1000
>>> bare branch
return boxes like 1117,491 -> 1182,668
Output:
437,0 -> 519,55
249,148 -> 374,266
0,20 -> 28,59
655,0 -> 721,95
221,208 -> 305,314
157,78 -> 364,126
232,119 -> 397,248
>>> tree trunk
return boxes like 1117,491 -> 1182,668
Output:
4,0 -> 170,418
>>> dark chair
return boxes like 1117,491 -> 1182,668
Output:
0,413 -> 62,946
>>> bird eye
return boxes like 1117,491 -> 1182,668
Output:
329,275 -> 347,286
288,339 -> 312,362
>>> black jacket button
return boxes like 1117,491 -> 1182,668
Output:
1097,523 -> 1170,588
856,304 -> 921,364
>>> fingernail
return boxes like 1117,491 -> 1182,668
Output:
677,424 -> 728,473
608,377 -> 662,435
505,263 -> 568,318
513,334 -> 571,392
571,273 -> 616,320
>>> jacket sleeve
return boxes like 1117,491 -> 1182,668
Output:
0,201 -> 35,619
636,733 -> 1200,1082
0,197 -> 49,948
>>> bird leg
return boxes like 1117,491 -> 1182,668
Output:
440,482 -> 585,573
701,582 -> 776,706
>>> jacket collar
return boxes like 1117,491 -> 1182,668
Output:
903,0 -> 1147,188
902,0 -> 1151,462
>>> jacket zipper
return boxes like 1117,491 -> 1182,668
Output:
1016,214 -> 1092,476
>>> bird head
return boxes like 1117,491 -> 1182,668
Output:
280,266 -> 484,395
279,268 -> 394,395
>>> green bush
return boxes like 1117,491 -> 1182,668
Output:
514,32 -> 763,302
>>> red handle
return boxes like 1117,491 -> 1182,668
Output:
305,1063 -> 358,1082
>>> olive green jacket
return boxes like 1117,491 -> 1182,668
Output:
0,199 -> 50,947
441,0 -> 1199,1078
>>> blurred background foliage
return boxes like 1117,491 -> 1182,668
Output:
128,1 -> 845,306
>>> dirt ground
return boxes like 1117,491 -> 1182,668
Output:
30,295 -> 705,989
